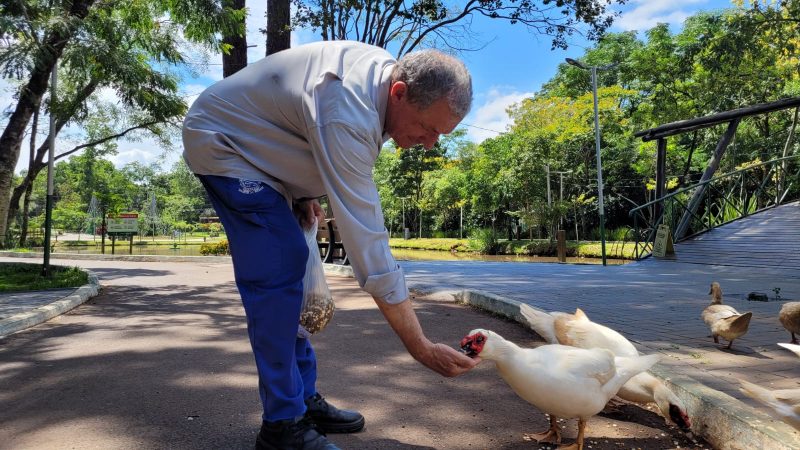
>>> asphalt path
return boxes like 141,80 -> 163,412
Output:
0,258 -> 704,449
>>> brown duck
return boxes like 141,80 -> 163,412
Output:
701,282 -> 752,349
779,302 -> 800,344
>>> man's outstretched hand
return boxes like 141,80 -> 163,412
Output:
416,341 -> 481,377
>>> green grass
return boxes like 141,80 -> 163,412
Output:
388,238 -> 468,252
388,237 -> 637,259
0,263 -> 89,293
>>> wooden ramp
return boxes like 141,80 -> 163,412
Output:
665,201 -> 800,269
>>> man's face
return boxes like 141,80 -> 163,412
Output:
385,81 -> 462,150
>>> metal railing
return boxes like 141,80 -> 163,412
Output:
626,154 -> 800,260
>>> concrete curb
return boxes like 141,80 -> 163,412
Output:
455,289 -> 800,450
0,250 -> 232,264
0,269 -> 101,339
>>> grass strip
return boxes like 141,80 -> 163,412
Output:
0,263 -> 89,293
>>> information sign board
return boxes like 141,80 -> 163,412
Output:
107,213 -> 139,235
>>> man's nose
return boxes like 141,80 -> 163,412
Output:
422,134 -> 439,149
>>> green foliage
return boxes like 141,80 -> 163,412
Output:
606,227 -> 631,241
200,240 -> 229,256
7,2 -> 800,256
0,263 -> 88,292
468,228 -> 499,255
290,0 -> 626,55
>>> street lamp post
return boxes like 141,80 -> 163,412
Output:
566,57 -> 614,266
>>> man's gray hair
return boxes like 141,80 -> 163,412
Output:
392,49 -> 473,118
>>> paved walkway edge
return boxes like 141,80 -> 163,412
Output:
0,251 -> 357,278
0,269 -> 101,339
455,289 -> 800,450
0,250 -> 233,264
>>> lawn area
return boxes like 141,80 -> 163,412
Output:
388,238 -> 637,259
0,263 -> 89,293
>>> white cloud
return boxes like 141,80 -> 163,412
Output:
463,88 -> 534,144
613,0 -> 710,32
109,141 -> 177,170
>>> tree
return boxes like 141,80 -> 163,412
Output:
0,0 -> 96,246
266,0 -> 292,55
223,0 -> 249,76
0,0 -> 245,246
291,0 -> 628,56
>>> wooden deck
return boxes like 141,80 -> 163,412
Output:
665,200 -> 800,269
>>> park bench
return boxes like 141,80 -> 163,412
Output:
317,218 -> 349,265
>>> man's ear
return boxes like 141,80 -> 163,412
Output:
389,81 -> 407,102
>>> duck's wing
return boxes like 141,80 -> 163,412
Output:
549,346 -> 616,385
553,314 -> 639,357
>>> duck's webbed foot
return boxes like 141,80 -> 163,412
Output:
523,415 -> 561,444
557,418 -> 586,450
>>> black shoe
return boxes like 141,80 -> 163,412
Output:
255,416 -> 340,450
304,393 -> 365,433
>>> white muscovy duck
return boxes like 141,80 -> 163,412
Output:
520,303 -> 692,432
460,328 -> 660,450
738,342 -> 800,431
780,342 -> 800,358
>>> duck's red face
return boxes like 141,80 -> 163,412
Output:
459,332 -> 487,358
669,404 -> 692,431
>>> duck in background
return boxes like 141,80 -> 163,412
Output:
519,304 -> 692,431
702,282 -> 752,349
739,343 -> 800,430
460,328 -> 660,450
779,302 -> 800,344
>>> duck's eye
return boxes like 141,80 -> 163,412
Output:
476,336 -> 485,343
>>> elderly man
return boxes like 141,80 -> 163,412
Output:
182,40 -> 478,450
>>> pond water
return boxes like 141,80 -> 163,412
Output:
43,243 -> 628,265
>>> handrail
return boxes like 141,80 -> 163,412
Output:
630,155 -> 799,214
626,154 -> 800,260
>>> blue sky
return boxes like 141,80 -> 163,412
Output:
8,0 -> 735,174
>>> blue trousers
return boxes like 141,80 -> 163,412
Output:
198,175 -> 317,422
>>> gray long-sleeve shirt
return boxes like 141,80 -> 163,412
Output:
182,41 -> 408,304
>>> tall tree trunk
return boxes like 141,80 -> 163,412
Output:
222,0 -> 248,77
19,108 -> 40,247
266,0 -> 291,55
0,0 -> 95,247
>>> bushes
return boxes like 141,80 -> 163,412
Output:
468,228 -> 499,254
200,240 -> 229,256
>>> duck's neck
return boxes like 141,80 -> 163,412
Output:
710,287 -> 723,304
484,337 -> 523,363
653,380 -> 680,418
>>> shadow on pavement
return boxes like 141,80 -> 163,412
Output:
0,278 -> 706,449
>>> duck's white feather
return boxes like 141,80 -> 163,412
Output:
519,304 -> 689,428
740,380 -> 800,430
476,329 -> 660,420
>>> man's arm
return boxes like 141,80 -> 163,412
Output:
374,296 -> 480,377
